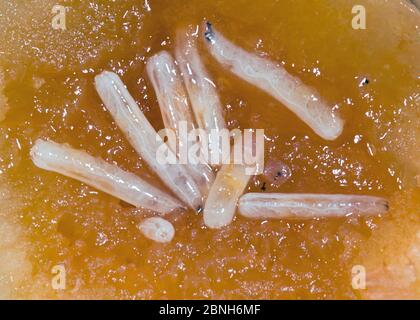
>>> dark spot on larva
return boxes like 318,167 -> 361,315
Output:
204,21 -> 215,43
196,206 -> 203,214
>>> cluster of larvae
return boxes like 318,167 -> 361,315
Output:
30,23 -> 389,243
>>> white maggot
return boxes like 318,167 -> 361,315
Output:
146,51 -> 196,148
238,193 -> 389,219
146,51 -> 215,196
30,139 -> 183,214
138,217 -> 175,243
203,143 -> 263,229
94,71 -> 203,211
203,163 -> 251,229
175,29 -> 227,162
203,22 -> 344,141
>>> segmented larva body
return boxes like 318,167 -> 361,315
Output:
146,52 -> 215,197
239,193 -> 389,219
204,143 -> 263,229
204,22 -> 344,141
175,29 -> 227,164
30,139 -> 183,214
95,71 -> 203,211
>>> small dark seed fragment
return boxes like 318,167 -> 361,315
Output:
261,182 -> 267,192
359,77 -> 369,87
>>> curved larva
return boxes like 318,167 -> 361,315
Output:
138,217 -> 175,243
94,71 -> 203,211
203,22 -> 344,141
146,52 -> 215,196
30,139 -> 183,214
238,193 -> 389,219
175,29 -> 227,162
